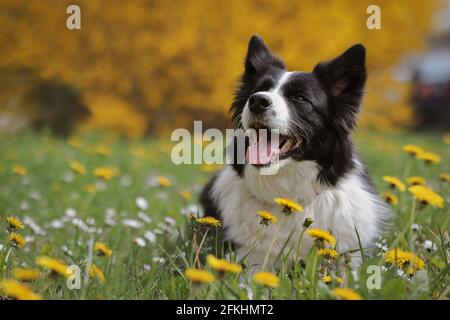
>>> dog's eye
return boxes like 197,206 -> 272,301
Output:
293,95 -> 306,102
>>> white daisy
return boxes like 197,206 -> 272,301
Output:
135,197 -> 149,210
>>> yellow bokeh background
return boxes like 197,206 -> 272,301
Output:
0,0 -> 442,137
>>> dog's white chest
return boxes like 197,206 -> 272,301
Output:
211,162 -> 385,270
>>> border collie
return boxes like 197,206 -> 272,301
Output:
200,35 -> 390,271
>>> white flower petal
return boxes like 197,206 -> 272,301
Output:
136,197 -> 149,210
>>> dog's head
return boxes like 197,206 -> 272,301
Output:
231,35 -> 367,184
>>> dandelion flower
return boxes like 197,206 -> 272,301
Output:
196,216 -> 221,228
84,184 -> 97,193
381,191 -> 398,206
306,228 -> 336,247
6,216 -> 24,232
89,264 -> 106,283
402,144 -> 423,156
336,276 -> 344,284
94,242 -> 113,257
185,268 -> 215,284
93,167 -> 119,180
256,210 -> 277,225
70,161 -> 86,175
318,248 -> 340,259
253,272 -> 279,288
12,165 -> 27,176
408,185 -> 444,208
382,176 -> 405,192
8,232 -> 25,248
67,136 -> 82,149
201,164 -> 222,173
12,268 -> 40,282
406,176 -> 426,186
274,197 -> 303,213
36,256 -> 72,277
384,248 -> 425,272
439,173 -> 450,182
94,144 -> 112,156
156,176 -> 171,187
0,280 -> 42,300
322,275 -> 332,284
443,133 -> 450,145
416,151 -> 441,165
333,288 -> 362,300
206,255 -> 242,274
180,190 -> 192,201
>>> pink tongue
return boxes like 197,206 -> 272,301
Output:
246,139 -> 278,165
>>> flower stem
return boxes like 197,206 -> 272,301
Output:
194,229 -> 209,268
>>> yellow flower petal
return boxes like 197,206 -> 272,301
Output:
253,272 -> 279,288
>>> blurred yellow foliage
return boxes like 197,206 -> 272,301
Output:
0,0 -> 440,136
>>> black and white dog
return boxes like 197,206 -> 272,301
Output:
200,35 -> 390,271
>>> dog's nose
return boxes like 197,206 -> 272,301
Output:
248,93 -> 272,114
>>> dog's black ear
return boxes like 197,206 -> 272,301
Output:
313,44 -> 367,131
245,35 -> 284,73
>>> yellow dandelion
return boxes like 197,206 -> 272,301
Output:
184,268 -> 215,284
439,172 -> 450,182
274,197 -> 304,213
406,176 -> 426,186
12,268 -> 40,282
333,288 -> 363,300
67,136 -> 82,149
306,228 -> 336,246
93,167 -> 119,180
381,191 -> 398,206
382,176 -> 405,192
318,248 -> 340,259
94,144 -> 112,156
408,185 -> 444,208
84,184 -> 97,193
6,152 -> 17,161
443,133 -> 450,145
206,255 -> 242,274
8,232 -> 25,248
180,190 -> 192,201
36,256 -> 72,277
336,276 -> 344,284
384,248 -> 425,271
6,216 -> 24,232
322,275 -> 332,284
196,216 -> 221,228
0,280 -> 43,300
12,165 -> 27,176
402,144 -> 423,156
156,176 -> 171,187
416,151 -> 441,165
256,210 -> 277,225
89,264 -> 106,283
94,242 -> 113,257
253,272 -> 279,288
200,164 -> 223,173
70,161 -> 86,175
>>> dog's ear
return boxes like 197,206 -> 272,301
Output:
244,35 -> 284,74
313,44 -> 367,131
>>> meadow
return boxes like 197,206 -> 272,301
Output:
0,130 -> 448,300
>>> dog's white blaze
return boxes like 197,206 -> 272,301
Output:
211,159 -> 388,273
241,71 -> 293,134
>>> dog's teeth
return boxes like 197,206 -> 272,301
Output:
281,139 -> 293,153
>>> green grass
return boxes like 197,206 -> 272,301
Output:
0,130 -> 448,300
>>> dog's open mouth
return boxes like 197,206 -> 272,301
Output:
246,122 -> 303,166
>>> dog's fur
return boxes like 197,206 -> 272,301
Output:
200,35 -> 390,271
